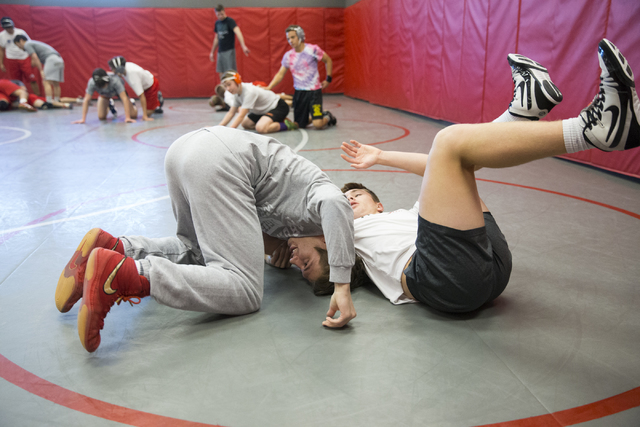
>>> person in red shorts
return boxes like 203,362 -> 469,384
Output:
0,17 -> 41,95
0,78 -> 36,111
0,79 -> 71,111
108,56 -> 164,120
9,79 -> 71,109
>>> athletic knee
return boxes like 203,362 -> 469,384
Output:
255,123 -> 271,133
431,124 -> 471,155
312,120 -> 325,130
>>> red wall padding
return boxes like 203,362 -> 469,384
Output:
2,2 -> 639,176
344,0 -> 640,178
0,5 -> 345,99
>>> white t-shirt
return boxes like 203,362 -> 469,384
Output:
122,62 -> 154,96
354,202 -> 420,305
228,83 -> 279,115
0,28 -> 30,60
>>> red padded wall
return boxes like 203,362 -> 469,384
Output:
345,0 -> 640,177
0,4 -> 345,99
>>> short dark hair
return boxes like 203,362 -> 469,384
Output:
341,182 -> 380,203
312,248 -> 371,296
13,34 -> 28,44
215,4 -> 225,12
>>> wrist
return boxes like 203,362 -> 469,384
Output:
326,75 -> 332,83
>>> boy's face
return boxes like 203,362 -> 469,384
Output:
287,31 -> 301,49
222,80 -> 239,94
287,236 -> 326,282
345,189 -> 383,219
15,39 -> 25,50
216,10 -> 227,20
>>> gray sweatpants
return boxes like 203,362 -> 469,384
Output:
125,128 -> 265,315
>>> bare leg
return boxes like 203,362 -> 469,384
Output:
419,121 -> 565,230
43,80 -> 53,101
241,117 -> 256,130
312,116 -> 329,129
97,96 -> 109,120
255,116 -> 281,134
52,82 -> 61,101
127,98 -> 138,118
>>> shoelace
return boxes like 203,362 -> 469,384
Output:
115,296 -> 142,306
582,79 -> 606,129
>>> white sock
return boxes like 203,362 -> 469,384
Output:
562,118 -> 591,153
494,110 -> 531,123
134,260 -> 143,275
46,96 -> 54,103
20,97 -> 28,104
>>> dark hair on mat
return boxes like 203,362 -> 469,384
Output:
215,4 -> 225,12
0,99 -> 9,111
341,182 -> 380,203
311,247 -> 371,296
13,34 -> 28,44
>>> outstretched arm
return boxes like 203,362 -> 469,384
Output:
119,91 -> 136,123
233,26 -> 250,56
218,105 -> 238,126
266,66 -> 287,91
340,140 -> 429,176
72,94 -> 91,124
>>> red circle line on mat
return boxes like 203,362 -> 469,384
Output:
130,119 -> 410,151
300,119 -> 411,152
1,175 -> 639,426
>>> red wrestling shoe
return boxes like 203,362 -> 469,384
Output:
78,248 -> 150,352
55,228 -> 124,313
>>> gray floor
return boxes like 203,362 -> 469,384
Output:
1,96 -> 639,427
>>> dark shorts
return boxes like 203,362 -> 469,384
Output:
292,89 -> 323,128
247,98 -> 289,123
404,212 -> 512,313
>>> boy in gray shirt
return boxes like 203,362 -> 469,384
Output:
72,68 -> 136,124
55,127 -> 357,352
14,35 -> 63,103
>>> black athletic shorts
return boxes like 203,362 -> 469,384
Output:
292,89 -> 323,128
404,212 -> 512,313
247,98 -> 290,124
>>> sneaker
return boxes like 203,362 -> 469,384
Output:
77,248 -> 150,352
157,91 -> 164,108
55,228 -> 124,313
284,118 -> 298,130
580,39 -> 640,152
508,54 -> 563,120
154,107 -> 163,114
108,98 -> 118,117
18,102 -> 37,112
324,110 -> 337,126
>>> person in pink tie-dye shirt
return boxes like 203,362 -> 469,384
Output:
267,25 -> 337,130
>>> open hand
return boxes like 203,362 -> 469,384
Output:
340,140 -> 380,170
